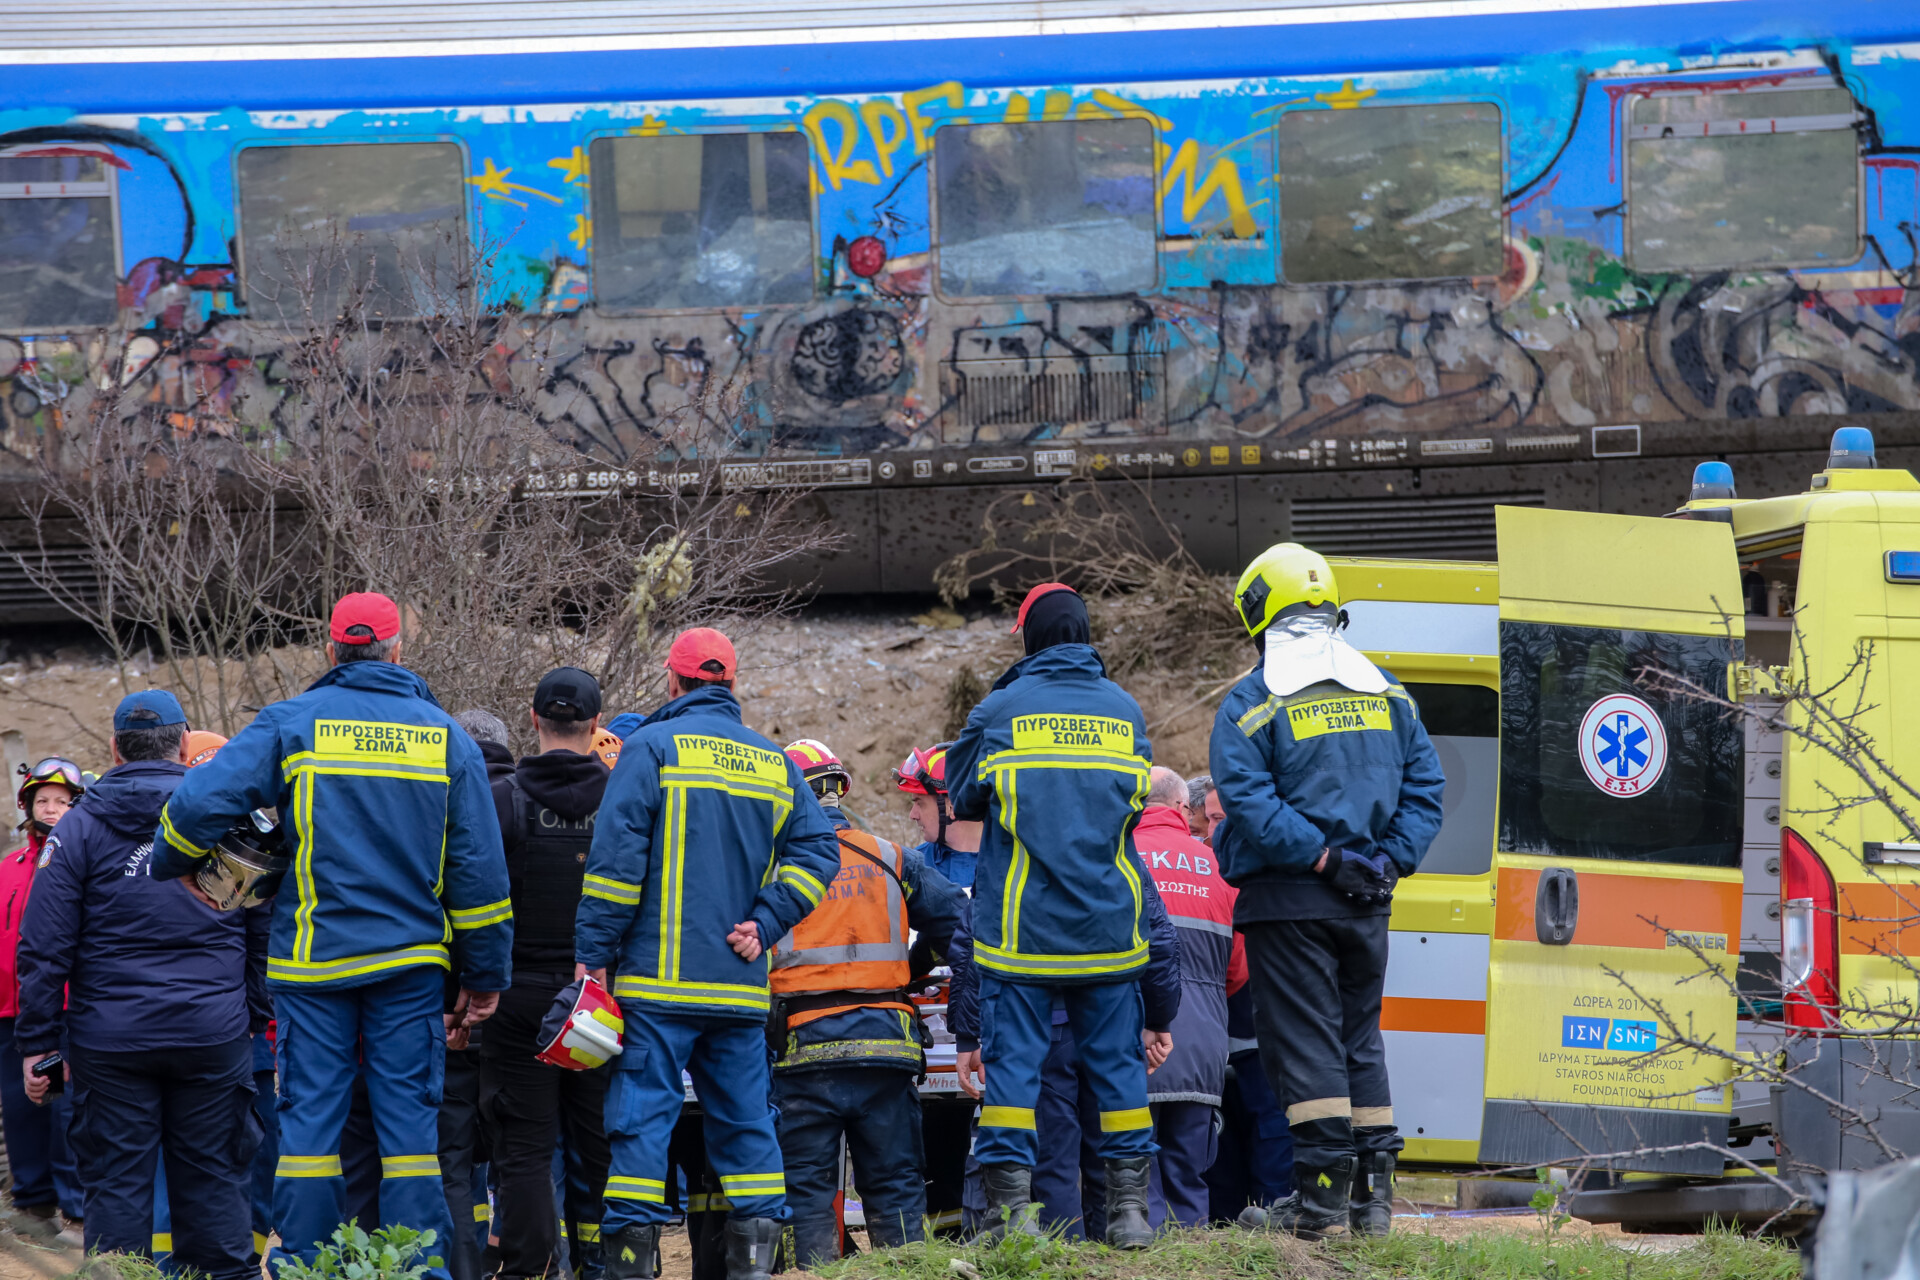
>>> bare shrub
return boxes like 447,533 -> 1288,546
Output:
10,225 -> 833,751
933,473 -> 1247,703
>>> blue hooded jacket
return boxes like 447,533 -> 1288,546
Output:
17,760 -> 269,1055
947,643 -> 1154,985
153,660 -> 513,991
1209,669 -> 1446,922
574,684 -> 842,1021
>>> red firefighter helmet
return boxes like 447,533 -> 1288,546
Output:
892,743 -> 952,796
535,976 -> 625,1070
784,738 -> 851,798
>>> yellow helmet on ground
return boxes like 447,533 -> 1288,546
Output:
1234,543 -> 1339,637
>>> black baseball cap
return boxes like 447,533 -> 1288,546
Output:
533,668 -> 602,722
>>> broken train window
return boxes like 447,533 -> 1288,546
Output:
933,117 -> 1158,298
1626,84 -> 1861,271
0,145 -> 121,332
1276,102 -> 1505,284
589,131 -> 815,311
236,141 -> 468,321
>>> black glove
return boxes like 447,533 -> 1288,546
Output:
1319,850 -> 1398,903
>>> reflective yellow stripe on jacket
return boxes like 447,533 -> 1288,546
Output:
645,742 -> 796,992
612,974 -> 772,1012
279,723 -> 452,969
268,944 -> 452,984
978,742 -> 1150,972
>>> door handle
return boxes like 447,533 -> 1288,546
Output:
1535,867 -> 1580,945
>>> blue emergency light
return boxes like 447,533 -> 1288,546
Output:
1828,427 -> 1878,469
1889,551 -> 1920,584
1690,461 -> 1737,501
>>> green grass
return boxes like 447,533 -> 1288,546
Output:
1353,1226 -> 1799,1280
818,1224 -> 1801,1280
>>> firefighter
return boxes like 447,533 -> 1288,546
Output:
576,628 -> 840,1280
1209,545 -> 1444,1238
151,593 -> 514,1278
892,745 -> 982,890
946,582 -> 1168,1250
768,738 -> 964,1268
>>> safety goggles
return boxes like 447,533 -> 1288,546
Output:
891,746 -> 947,795
18,758 -> 85,794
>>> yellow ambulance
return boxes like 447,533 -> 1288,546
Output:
1343,426 -> 1920,1225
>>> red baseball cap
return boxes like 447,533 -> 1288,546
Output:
1010,582 -> 1079,633
665,627 -> 737,681
330,592 -> 401,644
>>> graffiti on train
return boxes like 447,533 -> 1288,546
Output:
3,57 -> 1919,471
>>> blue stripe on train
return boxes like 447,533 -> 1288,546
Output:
6,0 -> 1914,115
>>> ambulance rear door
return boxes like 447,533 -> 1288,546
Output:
1481,507 -> 1744,1175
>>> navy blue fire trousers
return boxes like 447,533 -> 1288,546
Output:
773,1065 -> 926,1267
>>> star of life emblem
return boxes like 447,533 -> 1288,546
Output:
1577,693 -> 1668,797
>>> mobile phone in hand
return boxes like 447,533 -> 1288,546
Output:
31,1053 -> 65,1098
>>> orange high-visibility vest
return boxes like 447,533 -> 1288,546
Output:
769,827 -> 910,1027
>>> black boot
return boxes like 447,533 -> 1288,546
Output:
604,1225 -> 659,1280
724,1217 -> 780,1280
981,1163 -> 1042,1240
1350,1151 -> 1396,1236
1104,1157 -> 1154,1249
1266,1156 -> 1357,1240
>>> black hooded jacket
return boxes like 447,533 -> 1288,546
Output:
490,749 -> 609,972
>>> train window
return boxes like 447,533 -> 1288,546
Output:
237,142 -> 467,321
589,132 -> 814,311
0,148 -> 119,332
933,118 -> 1157,298
1627,86 -> 1860,270
1276,103 -> 1504,284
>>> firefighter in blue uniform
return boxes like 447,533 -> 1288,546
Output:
152,593 -> 514,1277
1210,545 -> 1445,1238
576,628 -> 840,1280
946,582 -> 1168,1250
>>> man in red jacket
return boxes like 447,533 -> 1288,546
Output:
1133,767 -> 1245,1229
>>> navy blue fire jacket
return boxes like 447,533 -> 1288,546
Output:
154,659 -> 512,991
947,867 -> 1183,1054
1210,670 -> 1446,922
575,684 -> 842,1021
17,760 -> 270,1055
947,644 -> 1154,985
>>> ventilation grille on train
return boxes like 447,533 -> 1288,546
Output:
0,545 -> 100,617
1290,491 -> 1546,560
942,354 -> 1167,431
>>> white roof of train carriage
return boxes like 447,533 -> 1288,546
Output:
2,0 -> 1733,59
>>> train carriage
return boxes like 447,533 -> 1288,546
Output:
3,0 -> 1920,608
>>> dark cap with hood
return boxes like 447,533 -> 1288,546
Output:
1016,585 -> 1092,656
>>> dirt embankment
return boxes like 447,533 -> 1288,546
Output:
0,606 -> 1225,844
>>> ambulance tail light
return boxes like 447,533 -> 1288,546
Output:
1780,826 -> 1839,1031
